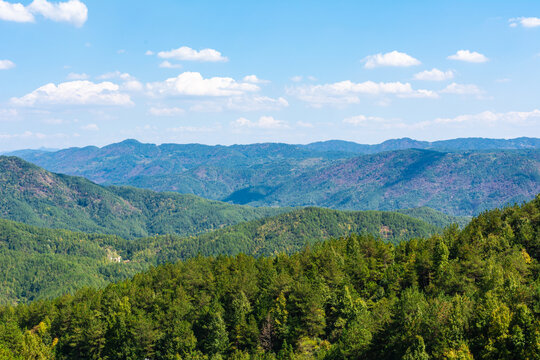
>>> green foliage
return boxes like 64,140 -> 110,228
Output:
0,195 -> 538,359
0,156 -> 284,239
0,205 -> 445,304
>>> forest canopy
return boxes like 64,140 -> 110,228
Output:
0,195 -> 537,359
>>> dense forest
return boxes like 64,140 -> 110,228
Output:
0,196 -> 537,359
0,207 -> 446,304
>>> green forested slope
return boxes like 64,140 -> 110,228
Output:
0,196 -> 538,359
248,149 -> 540,215
145,207 -> 443,264
0,206 -> 444,304
0,156 -> 283,239
397,206 -> 471,228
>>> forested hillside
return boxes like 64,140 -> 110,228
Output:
0,196 -> 537,359
0,207 -> 446,304
0,156 -> 283,239
246,149 -> 539,215
11,139 -> 539,216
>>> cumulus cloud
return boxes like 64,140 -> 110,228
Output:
233,116 -> 288,129
0,0 -> 34,22
363,51 -> 421,69
10,80 -> 133,107
97,71 -> 142,92
145,50 -> 154,56
148,106 -> 185,116
448,50 -> 488,63
441,82 -> 484,97
414,68 -> 454,81
146,72 -> 259,97
0,0 -> 88,26
0,59 -> 15,70
243,75 -> 269,84
159,61 -> 182,69
28,0 -> 87,27
157,46 -> 227,62
67,72 -> 89,80
288,80 -> 437,106
509,17 -> 540,28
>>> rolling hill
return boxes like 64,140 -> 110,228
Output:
0,205 -> 451,303
0,156 -> 283,239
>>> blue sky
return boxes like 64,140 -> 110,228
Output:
1,0 -> 540,150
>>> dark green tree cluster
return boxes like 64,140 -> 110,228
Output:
0,196 -> 537,359
0,206 -> 446,304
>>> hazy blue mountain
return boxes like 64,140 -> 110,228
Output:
10,138 -> 540,215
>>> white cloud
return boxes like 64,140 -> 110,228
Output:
289,80 -> 437,106
0,59 -> 15,70
11,80 -> 133,107
233,116 -> 288,129
121,80 -> 143,92
363,51 -> 421,69
414,68 -> 454,81
509,17 -> 540,28
96,71 -> 142,92
0,0 -> 87,26
159,61 -> 182,69
97,71 -> 134,80
81,123 -> 98,131
157,46 -> 227,62
448,50 -> 488,63
149,106 -> 185,116
67,72 -> 89,80
343,115 -> 387,125
291,75 -> 303,82
146,72 -> 259,97
145,50 -> 154,56
28,0 -> 87,27
429,109 -> 540,126
243,75 -> 269,84
441,82 -> 484,97
0,0 -> 34,22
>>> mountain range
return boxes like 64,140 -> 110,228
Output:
0,156 -> 284,239
9,137 -> 540,216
